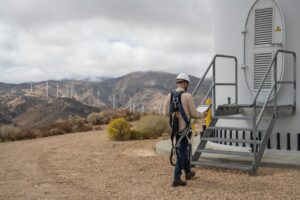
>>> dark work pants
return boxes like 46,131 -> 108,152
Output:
174,136 -> 191,180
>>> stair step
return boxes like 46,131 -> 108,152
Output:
202,137 -> 262,144
207,126 -> 266,132
221,104 -> 253,108
196,149 -> 254,157
191,161 -> 252,171
213,116 -> 272,120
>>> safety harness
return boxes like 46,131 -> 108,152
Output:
169,90 -> 192,166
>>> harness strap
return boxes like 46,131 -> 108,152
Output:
169,90 -> 192,166
176,92 -> 189,127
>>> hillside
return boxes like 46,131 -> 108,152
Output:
12,98 -> 100,129
0,71 -> 210,127
0,103 -> 13,123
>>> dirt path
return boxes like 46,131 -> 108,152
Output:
0,130 -> 299,200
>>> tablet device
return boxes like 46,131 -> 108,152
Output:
196,104 -> 211,113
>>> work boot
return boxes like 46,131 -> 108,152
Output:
185,171 -> 195,180
172,179 -> 187,187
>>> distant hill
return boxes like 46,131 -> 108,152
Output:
0,71 -> 210,128
12,98 -> 100,129
0,103 -> 13,123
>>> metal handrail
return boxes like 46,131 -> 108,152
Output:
192,54 -> 238,113
252,49 -> 297,168
252,50 -> 297,106
253,50 -> 296,128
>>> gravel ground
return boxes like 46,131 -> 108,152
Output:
0,129 -> 299,200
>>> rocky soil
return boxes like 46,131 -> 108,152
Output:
0,129 -> 299,200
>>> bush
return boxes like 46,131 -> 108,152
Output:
87,112 -> 103,125
0,125 -> 22,141
19,129 -> 38,139
133,115 -> 170,139
87,109 -> 141,125
0,126 -> 36,141
48,128 -> 66,136
73,124 -> 93,132
53,119 -> 73,133
107,118 -> 131,141
129,129 -> 142,140
123,110 -> 141,122
49,117 -> 92,135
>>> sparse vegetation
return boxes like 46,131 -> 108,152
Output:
1,109 -> 141,143
0,125 -> 37,141
46,116 -> 92,137
87,109 -> 140,125
106,114 -> 170,141
133,115 -> 170,139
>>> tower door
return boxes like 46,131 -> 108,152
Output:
244,0 -> 285,102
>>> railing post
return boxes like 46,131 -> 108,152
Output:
293,53 -> 297,110
212,59 -> 216,116
274,54 -> 278,118
253,102 -> 257,168
235,58 -> 238,104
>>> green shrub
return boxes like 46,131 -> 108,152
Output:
107,118 -> 131,141
134,115 -> 170,139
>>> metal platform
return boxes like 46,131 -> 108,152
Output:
190,50 -> 297,175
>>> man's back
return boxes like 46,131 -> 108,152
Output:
164,87 -> 203,131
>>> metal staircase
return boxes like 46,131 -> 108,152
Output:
191,50 -> 296,175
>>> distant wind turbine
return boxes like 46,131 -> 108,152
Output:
56,83 -> 59,98
46,81 -> 49,97
129,97 -> 132,112
66,83 -> 69,98
112,94 -> 116,109
97,87 -> 100,106
70,81 -> 73,98
159,100 -> 162,114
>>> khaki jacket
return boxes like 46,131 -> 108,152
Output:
163,87 -> 204,132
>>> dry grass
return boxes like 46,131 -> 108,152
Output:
106,115 -> 170,141
0,125 -> 37,141
133,115 -> 170,139
45,116 -> 92,137
87,109 -> 140,125
1,109 -> 140,143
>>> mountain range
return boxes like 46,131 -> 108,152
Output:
0,71 -> 211,129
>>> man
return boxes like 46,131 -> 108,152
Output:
164,73 -> 207,187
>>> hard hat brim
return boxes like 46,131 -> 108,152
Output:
176,79 -> 189,84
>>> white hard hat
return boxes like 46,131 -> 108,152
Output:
176,73 -> 190,83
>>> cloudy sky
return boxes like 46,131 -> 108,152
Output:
0,0 -> 213,83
